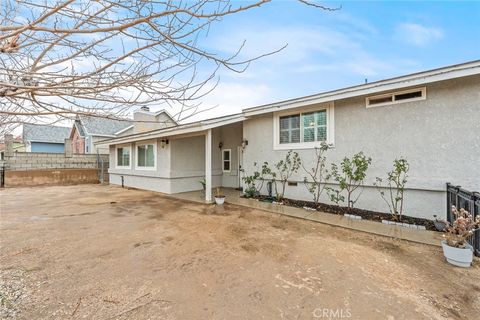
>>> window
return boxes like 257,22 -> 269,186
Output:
136,142 -> 155,169
274,104 -> 334,150
279,114 -> 300,144
222,149 -> 231,172
366,87 -> 426,108
302,110 -> 327,143
116,146 -> 130,168
280,111 -> 327,145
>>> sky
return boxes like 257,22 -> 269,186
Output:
185,0 -> 480,121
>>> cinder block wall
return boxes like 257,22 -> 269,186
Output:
1,152 -> 109,187
3,152 -> 107,171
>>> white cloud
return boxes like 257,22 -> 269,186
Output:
186,19 -> 426,119
183,82 -> 272,122
395,23 -> 443,46
208,25 -> 358,64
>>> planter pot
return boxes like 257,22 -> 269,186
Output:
441,240 -> 473,268
214,196 -> 225,205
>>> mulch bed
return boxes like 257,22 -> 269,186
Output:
242,195 -> 437,231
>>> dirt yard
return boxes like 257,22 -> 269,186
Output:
1,185 -> 479,319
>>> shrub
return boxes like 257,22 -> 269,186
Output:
326,188 -> 345,205
302,142 -> 331,207
241,161 -> 272,198
444,206 -> 480,248
272,150 -> 301,201
327,151 -> 372,209
374,158 -> 409,221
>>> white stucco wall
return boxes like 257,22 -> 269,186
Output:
217,122 -> 243,188
170,134 -> 221,193
108,121 -> 244,194
133,111 -> 176,134
91,136 -> 111,154
108,138 -> 172,193
167,124 -> 244,192
243,75 -> 480,220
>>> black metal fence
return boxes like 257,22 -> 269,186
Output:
446,183 -> 480,257
0,163 -> 4,188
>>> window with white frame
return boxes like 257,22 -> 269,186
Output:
222,149 -> 231,172
274,104 -> 333,150
301,110 -> 327,142
278,109 -> 327,143
116,146 -> 131,168
279,114 -> 300,144
366,87 -> 426,108
136,143 -> 155,168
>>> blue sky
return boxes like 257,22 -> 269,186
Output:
190,0 -> 480,120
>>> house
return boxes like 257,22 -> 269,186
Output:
70,108 -> 176,154
23,124 -> 71,153
70,116 -> 133,154
0,137 -> 25,159
97,60 -> 480,220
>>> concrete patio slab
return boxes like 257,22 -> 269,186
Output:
171,188 -> 444,247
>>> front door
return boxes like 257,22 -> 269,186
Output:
237,146 -> 244,190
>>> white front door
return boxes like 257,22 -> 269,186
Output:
237,146 -> 244,189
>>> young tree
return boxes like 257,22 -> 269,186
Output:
272,150 -> 301,201
374,158 -> 409,221
0,0 -> 336,134
241,161 -> 272,198
302,142 -> 331,207
328,151 -> 372,209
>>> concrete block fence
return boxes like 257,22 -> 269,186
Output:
1,134 -> 108,187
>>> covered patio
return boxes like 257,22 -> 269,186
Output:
100,113 -> 246,200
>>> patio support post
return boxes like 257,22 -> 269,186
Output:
205,129 -> 212,203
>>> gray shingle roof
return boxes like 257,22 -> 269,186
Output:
74,121 -> 85,137
23,124 -> 71,143
79,116 -> 132,136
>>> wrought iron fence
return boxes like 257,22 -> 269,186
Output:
0,163 -> 4,188
446,183 -> 480,257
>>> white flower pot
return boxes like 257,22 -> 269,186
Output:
214,196 -> 225,205
441,240 -> 473,268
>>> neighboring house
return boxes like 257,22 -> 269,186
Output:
70,108 -> 176,154
70,116 -> 133,154
0,137 -> 25,159
23,124 -> 71,153
97,60 -> 480,220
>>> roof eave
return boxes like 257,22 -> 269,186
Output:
244,60 -> 480,116
95,114 -> 245,146
113,125 -> 134,135
27,140 -> 65,144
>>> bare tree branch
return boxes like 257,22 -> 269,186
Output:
0,0 -> 334,135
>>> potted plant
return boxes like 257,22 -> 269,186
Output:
441,206 -> 480,267
214,187 -> 225,205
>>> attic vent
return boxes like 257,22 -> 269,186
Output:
140,106 -> 150,112
366,87 -> 426,108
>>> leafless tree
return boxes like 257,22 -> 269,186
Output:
0,0 -> 335,135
